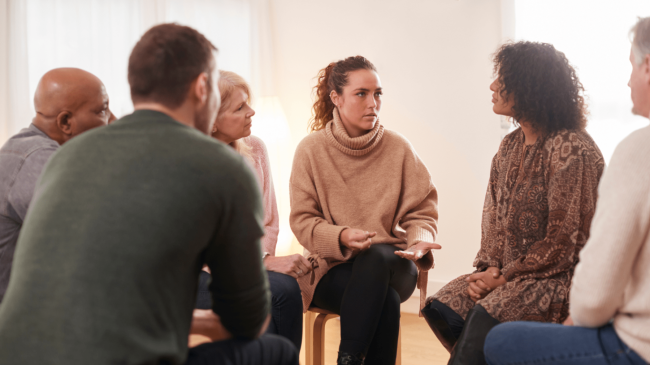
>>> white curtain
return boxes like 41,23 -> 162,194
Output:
0,0 -> 295,253
0,0 -> 256,141
0,0 -> 30,144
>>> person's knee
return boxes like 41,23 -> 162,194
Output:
188,335 -> 299,365
258,334 -> 300,365
484,322 -> 526,361
423,300 -> 465,339
427,299 -> 447,313
268,272 -> 302,308
355,244 -> 398,269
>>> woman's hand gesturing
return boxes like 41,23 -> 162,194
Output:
340,229 -> 376,251
394,241 -> 442,262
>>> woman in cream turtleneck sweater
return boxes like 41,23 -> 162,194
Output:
289,56 -> 440,365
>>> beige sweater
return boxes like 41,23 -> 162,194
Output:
570,125 -> 650,362
289,109 -> 438,312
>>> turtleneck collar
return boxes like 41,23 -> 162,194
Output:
324,108 -> 385,156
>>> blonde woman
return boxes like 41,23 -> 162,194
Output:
195,71 -> 308,351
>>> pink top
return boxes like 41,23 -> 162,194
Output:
245,135 -> 279,256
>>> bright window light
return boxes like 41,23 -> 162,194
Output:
514,0 -> 649,162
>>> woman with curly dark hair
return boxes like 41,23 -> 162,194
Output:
421,41 -> 605,365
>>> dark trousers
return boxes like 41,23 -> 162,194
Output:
196,271 -> 303,352
264,272 -> 303,351
311,244 -> 418,365
422,299 -> 468,339
184,333 -> 299,365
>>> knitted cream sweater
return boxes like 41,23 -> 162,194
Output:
289,109 -> 438,311
570,125 -> 650,362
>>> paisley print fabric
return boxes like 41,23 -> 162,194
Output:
431,128 -> 604,323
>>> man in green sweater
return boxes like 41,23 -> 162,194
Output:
0,23 -> 298,365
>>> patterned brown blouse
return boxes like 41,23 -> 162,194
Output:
432,128 -> 605,323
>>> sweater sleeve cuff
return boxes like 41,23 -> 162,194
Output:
406,226 -> 434,248
313,223 -> 351,261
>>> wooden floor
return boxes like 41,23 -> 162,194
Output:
190,312 -> 449,365
299,312 -> 449,365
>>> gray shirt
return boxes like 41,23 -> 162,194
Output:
0,124 -> 58,302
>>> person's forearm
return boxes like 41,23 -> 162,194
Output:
190,309 -> 232,341
290,215 -> 350,260
212,277 -> 271,339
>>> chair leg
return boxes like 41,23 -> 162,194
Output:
313,313 -> 334,365
396,324 -> 402,365
305,311 -> 315,365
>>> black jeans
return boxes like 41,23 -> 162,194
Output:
196,271 -> 303,351
184,333 -> 298,365
311,244 -> 418,365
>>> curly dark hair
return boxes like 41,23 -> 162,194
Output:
493,41 -> 588,134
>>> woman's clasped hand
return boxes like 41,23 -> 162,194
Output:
264,254 -> 313,279
465,267 -> 507,302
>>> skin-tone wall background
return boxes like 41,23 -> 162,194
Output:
267,0 -> 505,298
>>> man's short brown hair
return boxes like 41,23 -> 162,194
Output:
128,23 -> 217,108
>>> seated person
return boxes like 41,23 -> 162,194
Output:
0,67 -> 115,303
290,56 -> 440,365
0,23 -> 297,365
422,41 -> 605,365
195,70 -> 306,351
483,18 -> 650,365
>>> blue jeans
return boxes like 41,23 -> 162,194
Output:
196,270 -> 303,352
484,322 -> 648,365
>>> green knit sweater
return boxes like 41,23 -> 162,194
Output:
0,110 -> 270,365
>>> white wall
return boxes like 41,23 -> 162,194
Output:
0,0 -> 8,143
269,0 -> 505,304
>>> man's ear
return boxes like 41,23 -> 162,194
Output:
193,72 -> 209,105
56,111 -> 73,136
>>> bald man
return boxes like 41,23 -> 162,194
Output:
0,68 -> 115,302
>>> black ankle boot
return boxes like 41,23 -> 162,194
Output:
421,305 -> 458,352
447,307 -> 500,365
337,352 -> 365,365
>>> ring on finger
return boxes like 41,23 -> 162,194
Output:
297,270 -> 303,275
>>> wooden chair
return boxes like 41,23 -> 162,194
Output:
304,306 -> 402,365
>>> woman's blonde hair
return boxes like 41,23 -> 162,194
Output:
216,70 -> 253,162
